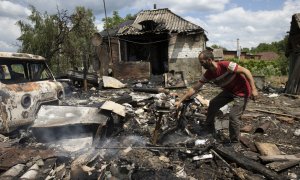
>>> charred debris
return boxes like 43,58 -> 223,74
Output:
0,74 -> 299,180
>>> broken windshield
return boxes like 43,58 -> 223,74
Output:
0,60 -> 53,84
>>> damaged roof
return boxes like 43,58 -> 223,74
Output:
100,20 -> 135,38
117,8 -> 205,35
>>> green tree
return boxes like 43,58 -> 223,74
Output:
102,11 -> 135,29
61,7 -> 97,73
241,47 -> 250,53
17,6 -> 97,75
17,5 -> 68,60
250,35 -> 288,55
252,43 -> 277,53
211,44 -> 227,51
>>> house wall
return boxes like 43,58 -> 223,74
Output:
224,54 -> 236,59
168,33 -> 205,83
110,38 -> 120,64
223,52 -> 248,60
96,38 -> 119,76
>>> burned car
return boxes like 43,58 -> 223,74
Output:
0,52 -> 64,133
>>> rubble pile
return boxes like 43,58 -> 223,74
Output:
0,80 -> 299,180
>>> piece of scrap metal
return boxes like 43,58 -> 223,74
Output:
32,105 -> 108,128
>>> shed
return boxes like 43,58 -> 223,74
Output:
286,13 -> 300,95
95,8 -> 207,82
212,48 -> 224,61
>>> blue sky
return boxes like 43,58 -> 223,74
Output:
0,0 -> 299,52
230,0 -> 283,11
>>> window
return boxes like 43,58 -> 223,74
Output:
0,61 -> 53,84
10,64 -> 26,80
0,65 -> 10,80
29,63 -> 52,80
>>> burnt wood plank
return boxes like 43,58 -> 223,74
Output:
214,146 -> 284,180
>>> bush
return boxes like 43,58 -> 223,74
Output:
229,57 -> 288,76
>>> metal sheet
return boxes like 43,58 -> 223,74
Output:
32,105 -> 108,128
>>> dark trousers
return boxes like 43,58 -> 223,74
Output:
205,91 -> 248,142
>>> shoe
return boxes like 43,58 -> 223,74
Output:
198,129 -> 214,137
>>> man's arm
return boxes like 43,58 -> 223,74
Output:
235,65 -> 258,99
175,81 -> 204,108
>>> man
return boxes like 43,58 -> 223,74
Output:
175,50 -> 258,143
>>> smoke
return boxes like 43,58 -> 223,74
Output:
97,135 -> 147,159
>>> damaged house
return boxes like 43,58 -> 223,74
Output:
286,13 -> 300,95
95,8 -> 207,82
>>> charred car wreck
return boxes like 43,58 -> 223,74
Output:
0,52 -> 64,133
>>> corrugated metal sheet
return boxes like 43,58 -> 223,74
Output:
117,8 -> 204,35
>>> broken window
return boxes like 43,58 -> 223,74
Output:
10,64 -> 26,80
139,20 -> 158,31
28,63 -> 52,81
0,61 -> 53,84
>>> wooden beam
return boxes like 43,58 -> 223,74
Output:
259,154 -> 300,163
214,146 -> 284,180
239,136 -> 257,152
267,160 -> 300,172
254,109 -> 299,120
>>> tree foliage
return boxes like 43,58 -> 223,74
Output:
102,11 -> 135,29
241,47 -> 250,53
211,36 -> 289,76
17,6 -> 97,75
251,35 -> 288,56
17,5 -> 68,60
211,44 -> 227,51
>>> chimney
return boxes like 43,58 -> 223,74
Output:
154,4 -> 156,9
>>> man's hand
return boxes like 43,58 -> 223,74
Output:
174,101 -> 182,109
251,88 -> 258,101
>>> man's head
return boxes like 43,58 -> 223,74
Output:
198,50 -> 214,69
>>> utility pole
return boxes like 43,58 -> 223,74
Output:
103,0 -> 113,71
237,38 -> 240,59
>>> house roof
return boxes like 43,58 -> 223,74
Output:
256,51 -> 279,60
117,8 -> 205,35
100,20 -> 135,38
